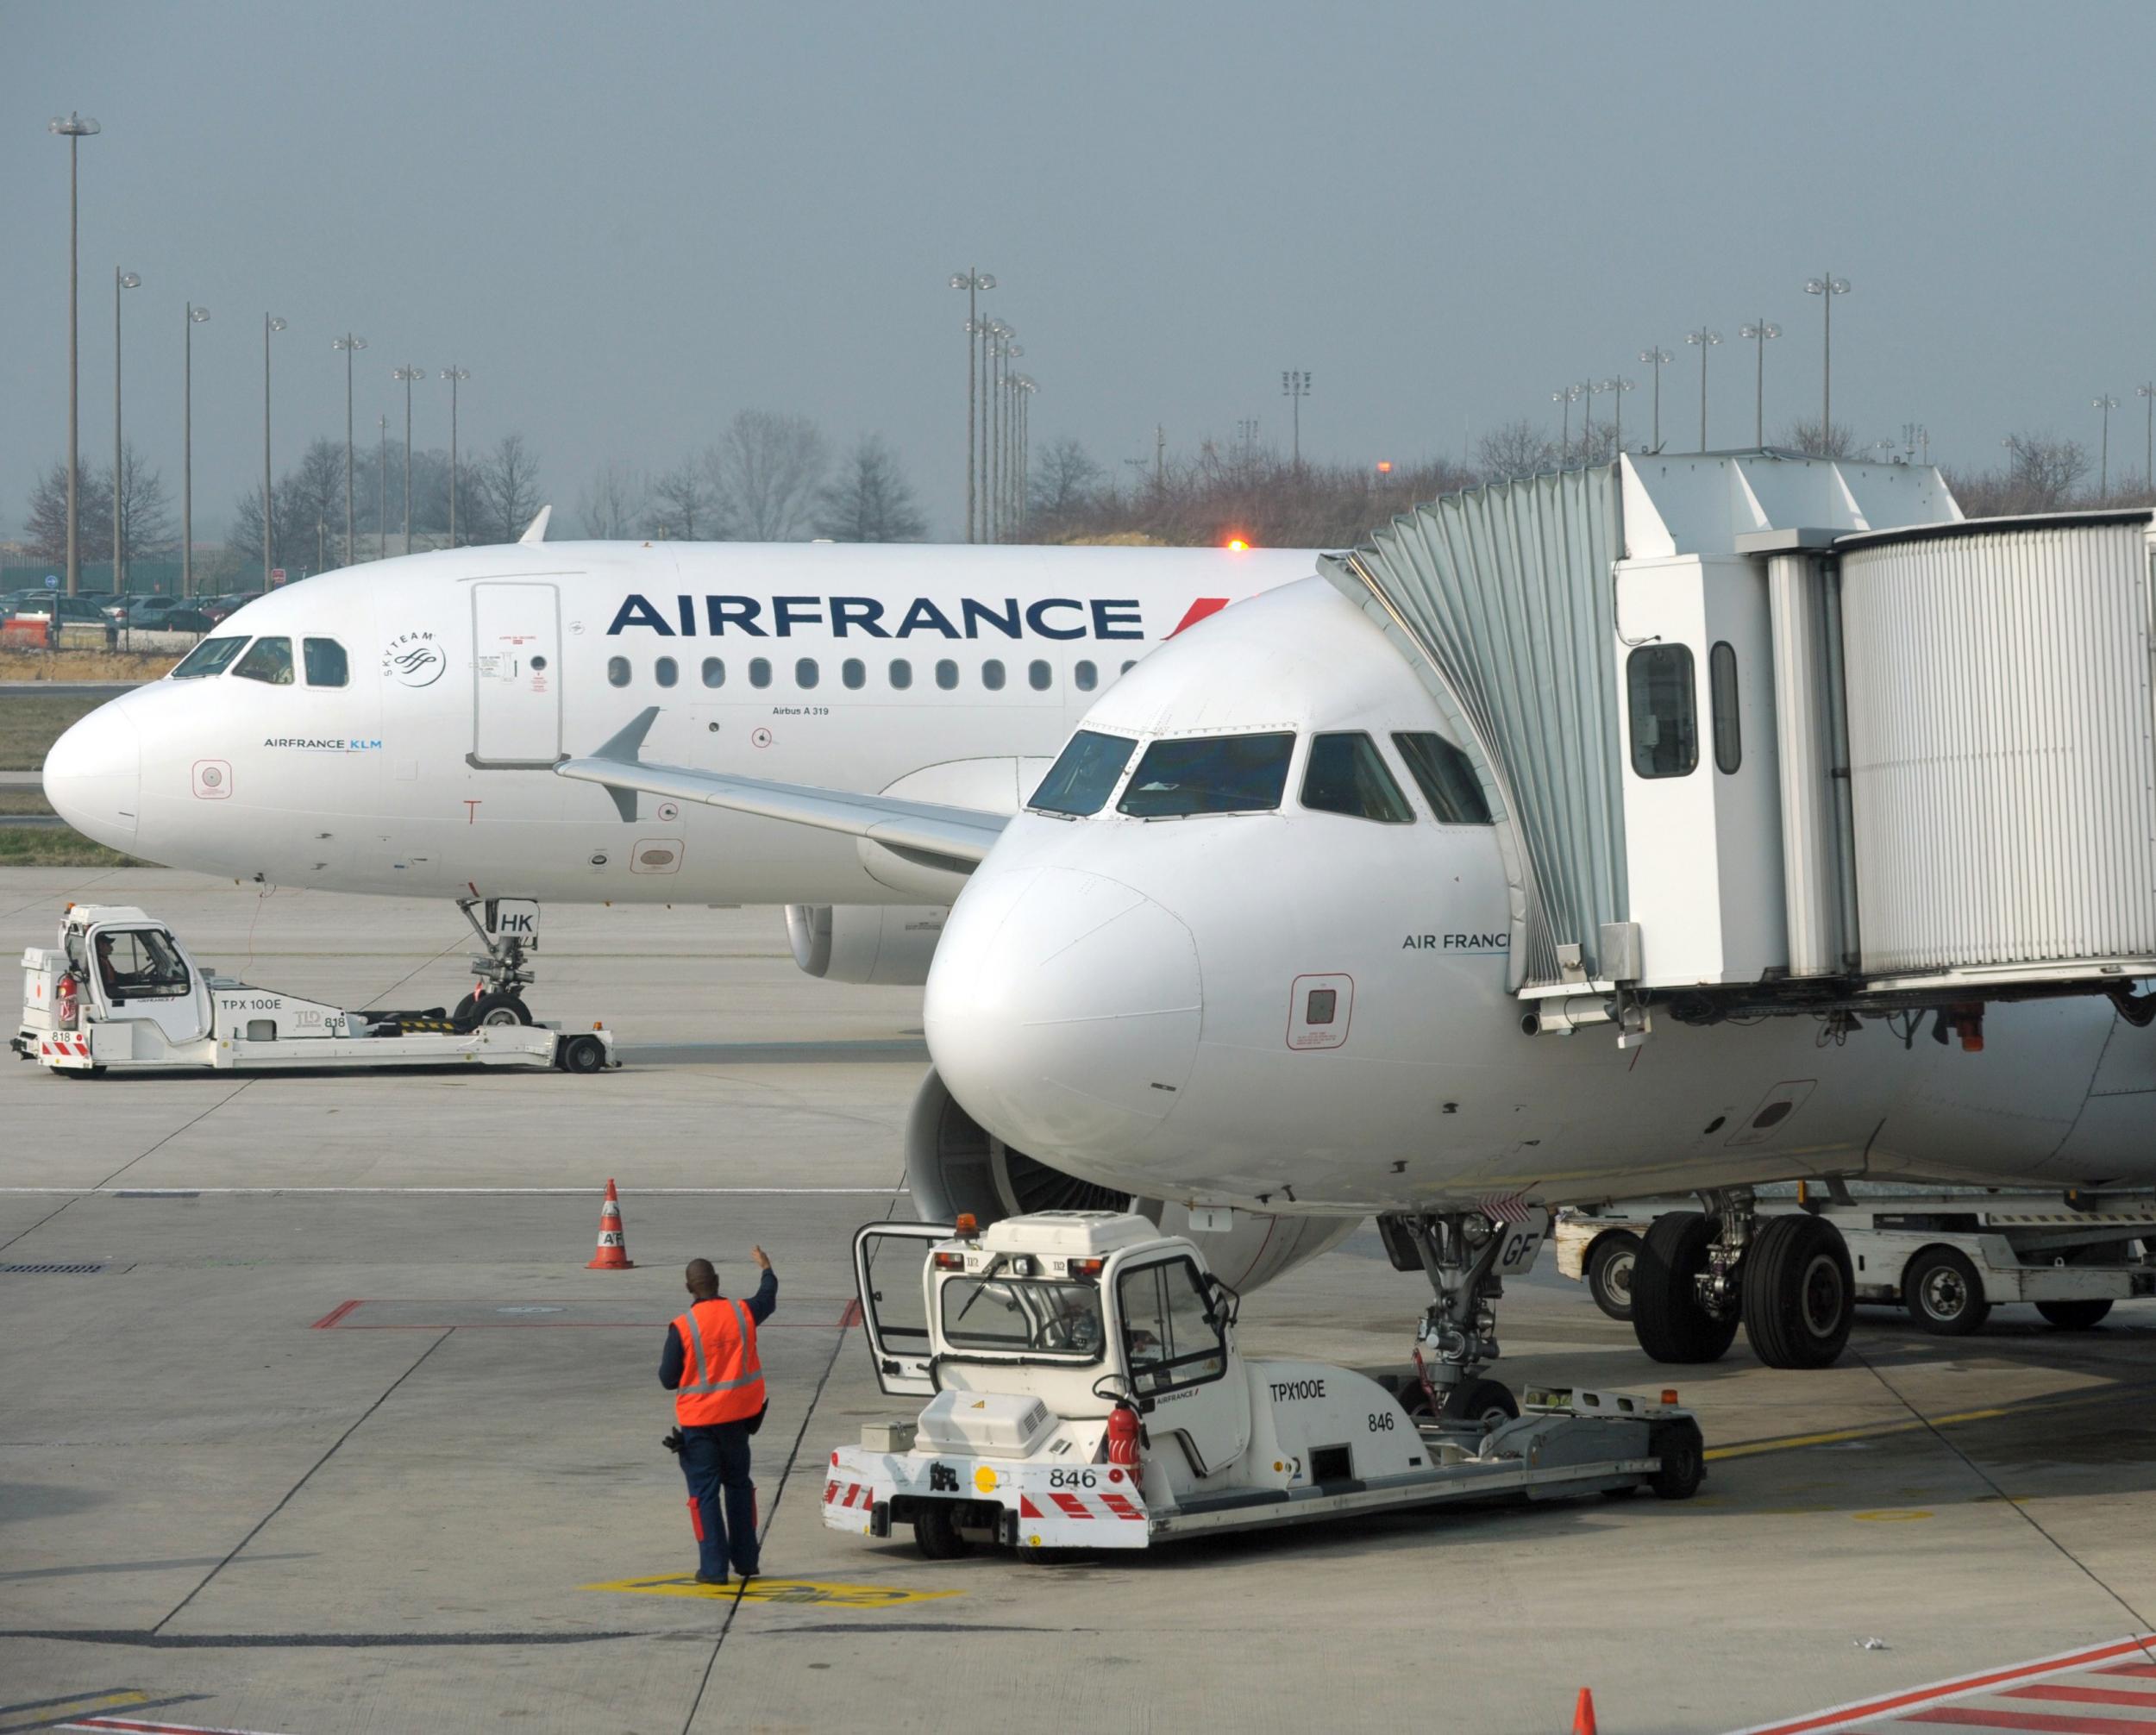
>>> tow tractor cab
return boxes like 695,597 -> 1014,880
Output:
832,1211 -> 1703,1559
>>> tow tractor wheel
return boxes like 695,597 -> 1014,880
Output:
1742,1212 -> 1855,1369
1438,1376 -> 1520,1431
1648,1419 -> 1707,1500
557,1034 -> 608,1074
912,1501 -> 971,1560
1903,1246 -> 1990,1337
1587,1231 -> 1643,1321
459,991 -> 532,1030
2037,1299 -> 2114,1331
1630,1212 -> 1741,1364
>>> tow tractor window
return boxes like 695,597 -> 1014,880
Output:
91,929 -> 191,1001
1627,643 -> 1697,779
303,637 -> 348,687
1116,1257 -> 1227,1396
1029,729 -> 1137,817
1393,732 -> 1494,824
1118,732 -> 1295,818
1300,731 -> 1414,823
939,1274 -> 1104,1359
172,635 -> 248,679
233,636 -> 296,685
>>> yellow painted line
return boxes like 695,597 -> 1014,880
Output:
1705,1405 -> 2013,1461
1852,1508 -> 1933,1522
0,1691 -> 149,1735
582,1574 -> 960,1608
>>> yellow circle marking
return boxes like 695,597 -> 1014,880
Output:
1853,1509 -> 1933,1523
973,1465 -> 1000,1494
583,1575 -> 961,1607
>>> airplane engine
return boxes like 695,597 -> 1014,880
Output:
785,905 -> 946,987
904,1068 -> 1357,1293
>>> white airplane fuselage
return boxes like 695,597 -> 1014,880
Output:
44,542 -> 1313,905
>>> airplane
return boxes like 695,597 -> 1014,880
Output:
541,455 -> 2156,1422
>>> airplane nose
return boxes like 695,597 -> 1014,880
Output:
924,866 -> 1203,1162
42,700 -> 141,847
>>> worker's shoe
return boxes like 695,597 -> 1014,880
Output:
693,1572 -> 728,1588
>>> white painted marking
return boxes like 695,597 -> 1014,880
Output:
0,1186 -> 909,1196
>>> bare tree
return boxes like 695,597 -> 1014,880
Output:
1945,431 -> 2098,516
1777,417 -> 1858,459
649,460 -> 723,541
25,460 -> 112,567
577,462 -> 648,539
816,435 -> 927,542
473,434 -> 545,545
709,410 -> 828,541
1029,436 -> 1106,521
1475,420 -> 1558,482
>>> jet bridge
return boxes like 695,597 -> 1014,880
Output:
1323,454 -> 2156,1037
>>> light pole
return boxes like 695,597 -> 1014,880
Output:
1000,343 -> 1023,536
988,324 -> 1015,540
1596,377 -> 1633,454
2140,384 -> 2156,492
377,414 -> 388,559
1686,329 -> 1720,452
441,366 -> 469,545
1639,347 -> 1673,451
949,269 -> 995,541
1013,376 -> 1035,533
113,270 -> 140,599
1551,385 -> 1580,460
334,334 -> 367,565
2095,394 -> 2122,498
1282,371 -> 1311,467
1802,273 -> 1852,451
261,316 -> 285,589
392,365 -> 424,554
1739,320 -> 1781,448
51,112 -> 100,596
183,304 -> 210,597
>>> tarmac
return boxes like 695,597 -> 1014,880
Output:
7,867 -> 2156,1734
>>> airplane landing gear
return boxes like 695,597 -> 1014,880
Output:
1631,1189 -> 1854,1369
454,897 -> 539,1030
1399,1212 -> 1521,1430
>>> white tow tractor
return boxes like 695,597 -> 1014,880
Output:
14,903 -> 615,1076
825,1212 -> 1703,1560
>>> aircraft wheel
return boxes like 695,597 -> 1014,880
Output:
912,1502 -> 971,1560
1631,1212 -> 1740,1364
1743,1212 -> 1854,1369
1587,1231 -> 1642,1321
459,991 -> 532,1030
1903,1246 -> 1990,1336
1438,1376 -> 1519,1431
557,1034 -> 608,1074
2036,1299 -> 2113,1331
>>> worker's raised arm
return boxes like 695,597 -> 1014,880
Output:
748,1246 -> 778,1325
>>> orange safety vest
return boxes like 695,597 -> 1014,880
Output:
673,1298 -> 766,1426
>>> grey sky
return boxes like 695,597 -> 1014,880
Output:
8,0 -> 2154,544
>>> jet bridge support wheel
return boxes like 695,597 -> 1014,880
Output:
1631,1212 -> 1740,1364
1741,1212 -> 1853,1369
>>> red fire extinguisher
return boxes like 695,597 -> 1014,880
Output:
56,972 -> 79,1030
1106,1401 -> 1142,1467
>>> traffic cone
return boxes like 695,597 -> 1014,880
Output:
586,1178 -> 635,1269
1571,1688 -> 1597,1735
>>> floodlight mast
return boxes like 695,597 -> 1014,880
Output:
263,316 -> 285,588
1739,320 -> 1781,448
115,270 -> 141,600
392,366 -> 426,553
51,112 -> 101,596
1803,273 -> 1851,450
1686,328 -> 1721,453
950,269 -> 995,541
1639,348 -> 1673,451
2095,393 -> 2122,497
333,335 -> 368,565
183,304 -> 210,596
440,367 -> 470,546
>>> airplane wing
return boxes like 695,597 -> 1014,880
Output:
555,708 -> 1010,872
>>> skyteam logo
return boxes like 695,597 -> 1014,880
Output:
602,593 -> 1182,641
382,632 -> 446,686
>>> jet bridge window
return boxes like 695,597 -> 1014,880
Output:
232,636 -> 296,685
1118,732 -> 1295,818
939,1273 -> 1104,1359
1117,1256 -> 1227,1397
172,636 -> 248,679
1392,733 -> 1494,824
1626,644 -> 1698,779
1709,641 -> 1741,774
1029,730 -> 1137,817
1300,732 -> 1414,823
303,638 -> 348,687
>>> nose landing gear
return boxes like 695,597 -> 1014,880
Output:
454,896 -> 539,1030
1630,1188 -> 1855,1369
1397,1210 -> 1525,1429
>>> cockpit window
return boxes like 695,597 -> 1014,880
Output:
1028,730 -> 1137,817
304,638 -> 348,687
1301,732 -> 1414,823
232,636 -> 295,686
1117,732 -> 1295,818
1393,732 -> 1495,824
171,636 -> 248,679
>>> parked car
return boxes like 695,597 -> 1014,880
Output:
199,593 -> 261,625
159,607 -> 216,634
7,593 -> 113,626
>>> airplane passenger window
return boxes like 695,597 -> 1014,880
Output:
655,656 -> 679,688
1393,733 -> 1494,824
607,656 -> 630,688
1075,660 -> 1098,692
172,636 -> 249,679
889,659 -> 913,690
981,660 -> 1006,692
935,660 -> 958,691
1627,644 -> 1698,779
1118,733 -> 1295,818
1028,659 -> 1052,692
1120,660 -> 1137,675
750,658 -> 773,689
1300,732 -> 1414,823
797,658 -> 819,689
303,638 -> 348,687
232,636 -> 296,686
1710,642 -> 1741,774
701,657 -> 724,688
843,658 -> 866,690
1029,730 -> 1138,817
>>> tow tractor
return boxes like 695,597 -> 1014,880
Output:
826,1212 -> 1703,1559
15,903 -> 615,1076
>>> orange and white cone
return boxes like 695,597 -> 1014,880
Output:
586,1178 -> 635,1269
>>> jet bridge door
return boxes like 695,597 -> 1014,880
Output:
469,582 -> 563,768
854,1222 -> 948,1397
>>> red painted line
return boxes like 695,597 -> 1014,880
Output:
1720,1634 -> 2156,1735
1100,1493 -> 1144,1520
2105,1668 -> 2156,1680
2008,1684 -> 2156,1707
1049,1492 -> 1093,1519
1902,1710 -> 2156,1732
66,1719 -> 294,1735
308,1299 -> 362,1330
1166,597 -> 1229,637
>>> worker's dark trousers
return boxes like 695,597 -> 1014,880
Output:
679,1422 -> 758,1582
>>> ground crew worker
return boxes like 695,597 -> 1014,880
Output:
661,1249 -> 776,1586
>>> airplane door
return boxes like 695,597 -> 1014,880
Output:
470,582 -> 563,768
853,1222 -> 949,1397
